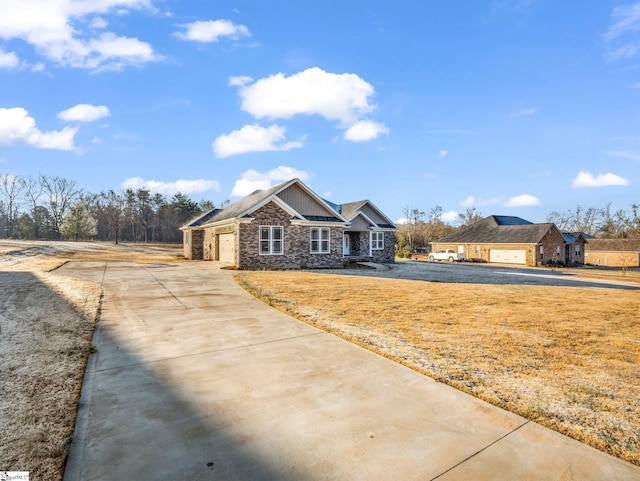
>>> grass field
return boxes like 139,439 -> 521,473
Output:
235,270 -> 640,466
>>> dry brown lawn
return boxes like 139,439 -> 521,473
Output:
235,270 -> 640,466
0,240 -> 183,480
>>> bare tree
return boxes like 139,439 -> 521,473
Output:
96,190 -> 125,244
457,207 -> 482,227
21,174 -> 44,239
40,174 -> 79,239
630,204 -> 640,238
599,203 -> 630,238
0,173 -> 24,238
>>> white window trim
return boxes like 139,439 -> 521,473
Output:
259,226 -> 283,255
371,231 -> 384,250
310,227 -> 330,254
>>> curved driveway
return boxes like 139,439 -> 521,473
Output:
60,261 -> 640,481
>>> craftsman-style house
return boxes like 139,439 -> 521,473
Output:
181,178 -> 396,269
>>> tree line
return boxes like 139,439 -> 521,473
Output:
0,173 -> 223,243
396,203 -> 640,254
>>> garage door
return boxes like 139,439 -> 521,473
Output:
218,234 -> 235,263
489,249 -> 526,264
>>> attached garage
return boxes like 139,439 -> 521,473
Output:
489,249 -> 526,265
217,233 -> 235,263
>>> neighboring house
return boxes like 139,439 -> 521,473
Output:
181,178 -> 396,269
584,238 -> 640,267
431,215 -> 566,267
562,232 -> 589,266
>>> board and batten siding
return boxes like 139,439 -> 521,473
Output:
347,215 -> 372,231
276,183 -> 336,217
359,204 -> 387,225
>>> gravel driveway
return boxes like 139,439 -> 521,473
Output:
319,260 -> 640,290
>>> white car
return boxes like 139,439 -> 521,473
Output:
429,249 -> 466,263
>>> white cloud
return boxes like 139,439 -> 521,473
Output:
503,194 -> 541,207
0,48 -> 19,69
233,67 -> 376,126
395,217 -> 409,225
121,177 -> 220,195
58,104 -> 110,122
174,19 -> 250,43
230,166 -> 312,197
212,124 -> 304,158
459,195 -> 502,208
441,210 -> 460,223
229,75 -> 253,87
603,150 -> 640,160
604,3 -> 640,60
572,171 -> 629,188
438,150 -> 447,158
0,0 -> 161,71
0,107 -> 77,150
605,3 -> 640,41
343,120 -> 389,142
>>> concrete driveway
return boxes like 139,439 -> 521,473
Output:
59,261 -> 640,480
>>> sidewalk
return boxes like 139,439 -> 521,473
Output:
60,261 -> 640,480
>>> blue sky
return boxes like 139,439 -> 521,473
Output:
1,1 -> 639,224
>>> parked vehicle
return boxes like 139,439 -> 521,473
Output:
429,249 -> 466,262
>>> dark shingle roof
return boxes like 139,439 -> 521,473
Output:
438,215 -> 558,244
586,238 -> 640,251
183,208 -> 222,228
305,215 -> 343,222
493,215 -> 532,226
195,182 -> 288,227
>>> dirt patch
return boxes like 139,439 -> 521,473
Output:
235,271 -> 640,466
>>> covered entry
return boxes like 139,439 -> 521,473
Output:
489,249 -> 526,264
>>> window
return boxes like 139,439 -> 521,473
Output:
371,231 -> 384,250
259,226 -> 283,255
310,227 -> 330,254
575,245 -> 581,257
539,246 -> 544,260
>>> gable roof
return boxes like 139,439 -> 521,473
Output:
182,208 -> 223,228
339,200 -> 397,230
184,179 -> 348,229
437,215 -> 562,244
563,232 -> 589,244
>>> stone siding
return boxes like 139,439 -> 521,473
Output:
371,231 -> 395,263
183,229 -> 204,260
238,201 -> 345,270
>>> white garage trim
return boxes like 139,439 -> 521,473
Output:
489,249 -> 526,265
218,233 -> 235,263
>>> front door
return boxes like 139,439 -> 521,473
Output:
343,234 -> 350,256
